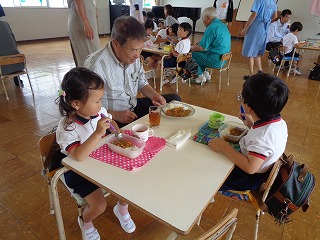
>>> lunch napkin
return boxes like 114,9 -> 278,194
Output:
166,130 -> 191,149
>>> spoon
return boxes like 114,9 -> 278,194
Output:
100,113 -> 123,139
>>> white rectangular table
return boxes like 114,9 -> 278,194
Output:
51,104 -> 240,239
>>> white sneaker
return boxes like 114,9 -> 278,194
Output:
113,205 -> 136,234
78,217 -> 100,240
162,79 -> 170,85
203,71 -> 211,81
195,75 -> 206,84
170,76 -> 178,84
292,68 -> 302,75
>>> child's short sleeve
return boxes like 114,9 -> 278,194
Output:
56,122 -> 81,155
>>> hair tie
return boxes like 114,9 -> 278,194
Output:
58,89 -> 66,97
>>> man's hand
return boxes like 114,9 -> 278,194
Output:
152,94 -> 166,106
113,110 -> 138,124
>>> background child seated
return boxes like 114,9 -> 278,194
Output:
162,22 -> 193,84
282,21 -> 308,75
208,73 -> 289,192
141,19 -> 161,69
154,23 -> 179,44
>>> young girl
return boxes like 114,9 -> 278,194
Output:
154,23 -> 179,44
56,67 -> 136,239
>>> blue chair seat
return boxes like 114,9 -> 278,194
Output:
283,56 -> 300,61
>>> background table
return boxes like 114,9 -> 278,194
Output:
142,44 -> 171,91
58,104 -> 240,236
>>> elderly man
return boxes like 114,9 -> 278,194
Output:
190,7 -> 231,84
84,16 -> 181,127
266,9 -> 292,51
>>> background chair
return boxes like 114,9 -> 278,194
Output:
225,160 -> 281,240
131,208 -> 238,240
39,131 -> 109,240
140,56 -> 157,89
162,53 -> 191,92
0,53 -> 34,100
205,52 -> 232,90
276,46 -> 300,77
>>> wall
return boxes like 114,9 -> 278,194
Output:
1,0 -> 318,41
163,0 -> 320,40
1,0 -> 110,41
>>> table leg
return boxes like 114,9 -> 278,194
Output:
50,167 -> 69,240
160,55 -> 168,91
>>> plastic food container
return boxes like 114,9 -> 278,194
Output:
105,134 -> 145,159
218,121 -> 249,143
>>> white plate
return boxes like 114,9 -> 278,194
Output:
161,101 -> 195,118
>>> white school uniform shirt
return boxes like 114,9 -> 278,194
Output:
175,38 -> 191,54
239,116 -> 287,173
56,107 -> 111,156
282,32 -> 299,54
156,29 -> 168,39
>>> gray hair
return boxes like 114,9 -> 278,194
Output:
201,7 -> 217,19
111,16 -> 146,46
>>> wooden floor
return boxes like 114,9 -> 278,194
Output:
0,35 -> 319,240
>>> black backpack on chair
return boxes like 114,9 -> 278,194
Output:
308,64 -> 320,80
263,154 -> 316,224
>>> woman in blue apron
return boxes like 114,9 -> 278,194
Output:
241,0 -> 277,80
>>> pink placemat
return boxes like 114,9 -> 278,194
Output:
89,130 -> 166,171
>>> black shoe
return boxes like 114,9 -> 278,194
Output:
257,70 -> 263,74
243,75 -> 251,80
13,76 -> 24,87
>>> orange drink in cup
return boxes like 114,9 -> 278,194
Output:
149,106 -> 161,128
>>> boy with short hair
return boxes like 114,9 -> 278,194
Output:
282,21 -> 308,75
162,22 -> 192,84
209,73 -> 289,191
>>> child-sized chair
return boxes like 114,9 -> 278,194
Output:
205,52 -> 232,90
223,160 -> 281,240
162,53 -> 191,92
39,129 -> 109,240
131,208 -> 238,240
276,47 -> 300,77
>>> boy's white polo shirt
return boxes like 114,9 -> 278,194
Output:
175,38 -> 191,54
283,32 -> 298,54
239,116 -> 288,173
56,107 -> 110,156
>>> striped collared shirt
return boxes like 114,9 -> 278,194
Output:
84,43 -> 149,111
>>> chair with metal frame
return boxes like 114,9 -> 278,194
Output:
39,130 -> 109,240
0,53 -> 34,100
131,208 -> 238,240
276,46 -> 300,77
204,51 -> 232,90
162,53 -> 191,92
225,159 -> 282,240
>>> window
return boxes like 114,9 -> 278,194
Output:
0,0 -> 68,8
123,0 -> 156,8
